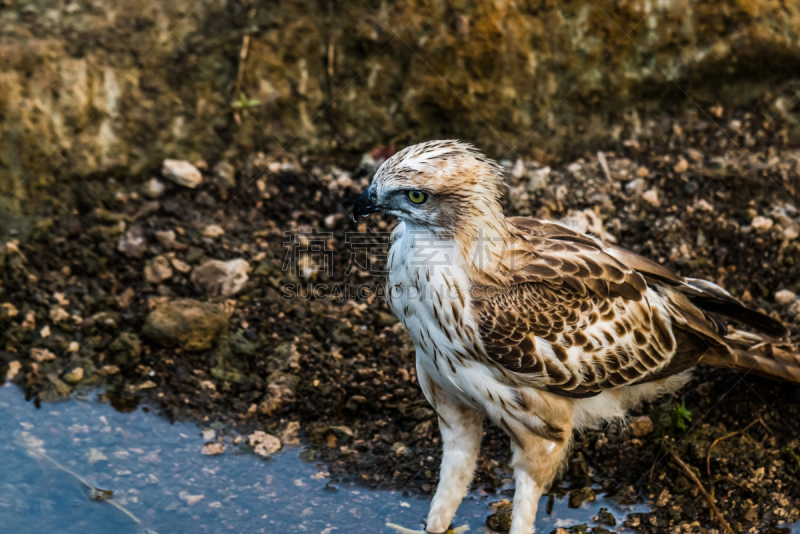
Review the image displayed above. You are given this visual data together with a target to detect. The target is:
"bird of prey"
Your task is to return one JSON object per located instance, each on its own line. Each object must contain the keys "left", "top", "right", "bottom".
{"left": 352, "top": 140, "right": 797, "bottom": 534}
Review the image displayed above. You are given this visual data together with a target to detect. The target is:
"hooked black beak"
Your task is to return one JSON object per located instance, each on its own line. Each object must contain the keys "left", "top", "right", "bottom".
{"left": 352, "top": 188, "right": 380, "bottom": 220}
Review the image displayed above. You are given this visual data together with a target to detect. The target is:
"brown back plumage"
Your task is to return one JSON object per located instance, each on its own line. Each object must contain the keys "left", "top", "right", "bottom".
{"left": 472, "top": 217, "right": 799, "bottom": 396}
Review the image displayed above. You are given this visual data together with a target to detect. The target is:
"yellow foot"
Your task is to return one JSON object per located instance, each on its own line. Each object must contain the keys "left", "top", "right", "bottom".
{"left": 386, "top": 523, "right": 469, "bottom": 534}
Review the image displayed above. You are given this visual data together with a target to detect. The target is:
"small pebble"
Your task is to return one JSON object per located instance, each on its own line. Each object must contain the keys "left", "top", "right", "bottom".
{"left": 751, "top": 216, "right": 774, "bottom": 233}
{"left": 143, "top": 178, "right": 165, "bottom": 198}
{"left": 642, "top": 189, "right": 660, "bottom": 208}
{"left": 201, "top": 442, "right": 225, "bottom": 455}
{"left": 162, "top": 159, "right": 203, "bottom": 188}
{"left": 202, "top": 225, "right": 225, "bottom": 238}
{"left": 775, "top": 289, "right": 797, "bottom": 305}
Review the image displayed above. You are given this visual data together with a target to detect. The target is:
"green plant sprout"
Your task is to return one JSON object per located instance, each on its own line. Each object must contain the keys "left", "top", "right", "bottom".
{"left": 672, "top": 401, "right": 692, "bottom": 431}
{"left": 232, "top": 93, "right": 261, "bottom": 116}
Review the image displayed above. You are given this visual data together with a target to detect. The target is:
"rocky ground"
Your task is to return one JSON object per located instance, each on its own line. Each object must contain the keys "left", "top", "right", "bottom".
{"left": 3, "top": 107, "right": 800, "bottom": 533}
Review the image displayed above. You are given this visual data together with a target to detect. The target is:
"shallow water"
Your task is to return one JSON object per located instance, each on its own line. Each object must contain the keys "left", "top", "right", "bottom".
{"left": 0, "top": 383, "right": 650, "bottom": 533}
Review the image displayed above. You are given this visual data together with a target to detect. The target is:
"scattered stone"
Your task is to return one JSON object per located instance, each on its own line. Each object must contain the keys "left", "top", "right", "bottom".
{"left": 67, "top": 342, "right": 79, "bottom": 352}
{"left": 486, "top": 501, "right": 513, "bottom": 533}
{"left": 64, "top": 367, "right": 84, "bottom": 384}
{"left": 49, "top": 307, "right": 69, "bottom": 323}
{"left": 655, "top": 488, "right": 671, "bottom": 507}
{"left": 568, "top": 486, "right": 596, "bottom": 508}
{"left": 88, "top": 448, "right": 107, "bottom": 464}
{"left": 775, "top": 289, "right": 797, "bottom": 305}
{"left": 40, "top": 325, "right": 50, "bottom": 338}
{"left": 346, "top": 395, "right": 367, "bottom": 410}
{"left": 673, "top": 158, "right": 689, "bottom": 173}
{"left": 412, "top": 420, "right": 434, "bottom": 438}
{"left": 178, "top": 491, "right": 204, "bottom": 506}
{"left": 248, "top": 431, "right": 282, "bottom": 457}
{"left": 156, "top": 230, "right": 178, "bottom": 249}
{"left": 687, "top": 148, "right": 704, "bottom": 163}
{"left": 391, "top": 442, "right": 407, "bottom": 456}
{"left": 171, "top": 257, "right": 192, "bottom": 274}
{"left": 642, "top": 189, "right": 660, "bottom": 208}
{"left": 162, "top": 159, "right": 203, "bottom": 188}
{"left": 635, "top": 166, "right": 649, "bottom": 177}
{"left": 306, "top": 422, "right": 331, "bottom": 444}
{"left": 259, "top": 374, "right": 299, "bottom": 415}
{"left": 785, "top": 222, "right": 800, "bottom": 241}
{"left": 527, "top": 166, "right": 550, "bottom": 192}
{"left": 116, "top": 288, "right": 136, "bottom": 309}
{"left": 143, "top": 177, "right": 166, "bottom": 198}
{"left": 752, "top": 216, "right": 774, "bottom": 233}
{"left": 6, "top": 361, "right": 21, "bottom": 381}
{"left": 145, "top": 255, "right": 173, "bottom": 284}
{"left": 109, "top": 333, "right": 143, "bottom": 367}
{"left": 191, "top": 259, "right": 250, "bottom": 297}
{"left": 2, "top": 302, "right": 19, "bottom": 318}
{"left": 625, "top": 178, "right": 646, "bottom": 196}
{"left": 213, "top": 161, "right": 236, "bottom": 189}
{"left": 202, "top": 224, "right": 225, "bottom": 238}
{"left": 202, "top": 442, "right": 225, "bottom": 455}
{"left": 118, "top": 226, "right": 147, "bottom": 259}
{"left": 628, "top": 415, "right": 654, "bottom": 437}
{"left": 142, "top": 299, "right": 228, "bottom": 351}
{"left": 594, "top": 507, "right": 617, "bottom": 527}
{"left": 30, "top": 348, "right": 55, "bottom": 362}
{"left": 99, "top": 365, "right": 121, "bottom": 376}
{"left": 330, "top": 425, "right": 354, "bottom": 444}
{"left": 511, "top": 159, "right": 525, "bottom": 179}
{"left": 41, "top": 374, "right": 71, "bottom": 401}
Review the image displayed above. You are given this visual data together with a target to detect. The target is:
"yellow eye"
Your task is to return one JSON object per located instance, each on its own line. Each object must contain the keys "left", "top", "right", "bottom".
{"left": 408, "top": 190, "right": 428, "bottom": 204}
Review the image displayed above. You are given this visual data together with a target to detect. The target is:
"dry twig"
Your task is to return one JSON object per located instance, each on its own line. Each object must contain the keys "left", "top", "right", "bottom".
{"left": 669, "top": 448, "right": 735, "bottom": 534}
{"left": 597, "top": 151, "right": 613, "bottom": 182}
{"left": 706, "top": 418, "right": 761, "bottom": 480}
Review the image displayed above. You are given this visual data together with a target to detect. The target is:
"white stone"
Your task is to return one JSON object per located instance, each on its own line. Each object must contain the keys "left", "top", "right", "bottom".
{"left": 775, "top": 289, "right": 797, "bottom": 305}
{"left": 143, "top": 177, "right": 165, "bottom": 198}
{"left": 162, "top": 159, "right": 203, "bottom": 188}
{"left": 751, "top": 216, "right": 774, "bottom": 233}
{"left": 191, "top": 259, "right": 250, "bottom": 297}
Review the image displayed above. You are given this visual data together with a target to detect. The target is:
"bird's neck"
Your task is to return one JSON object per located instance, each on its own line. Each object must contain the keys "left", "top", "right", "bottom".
{"left": 454, "top": 200, "right": 514, "bottom": 287}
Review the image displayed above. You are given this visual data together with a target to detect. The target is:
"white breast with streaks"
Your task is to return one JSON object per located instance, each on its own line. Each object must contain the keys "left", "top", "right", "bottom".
{"left": 386, "top": 221, "right": 500, "bottom": 410}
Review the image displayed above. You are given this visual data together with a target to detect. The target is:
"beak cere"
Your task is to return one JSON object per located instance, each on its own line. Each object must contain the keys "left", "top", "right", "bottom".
{"left": 353, "top": 188, "right": 380, "bottom": 220}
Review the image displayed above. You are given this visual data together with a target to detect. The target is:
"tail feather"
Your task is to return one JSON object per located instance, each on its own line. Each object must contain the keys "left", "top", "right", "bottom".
{"left": 700, "top": 328, "right": 800, "bottom": 383}
{"left": 682, "top": 277, "right": 789, "bottom": 339}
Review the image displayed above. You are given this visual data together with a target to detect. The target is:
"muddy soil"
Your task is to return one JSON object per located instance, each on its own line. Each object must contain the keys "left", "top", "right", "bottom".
{"left": 2, "top": 106, "right": 800, "bottom": 533}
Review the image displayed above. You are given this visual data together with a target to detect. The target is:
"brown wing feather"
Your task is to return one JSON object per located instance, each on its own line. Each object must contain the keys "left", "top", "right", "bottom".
{"left": 473, "top": 218, "right": 734, "bottom": 396}
{"left": 475, "top": 217, "right": 798, "bottom": 391}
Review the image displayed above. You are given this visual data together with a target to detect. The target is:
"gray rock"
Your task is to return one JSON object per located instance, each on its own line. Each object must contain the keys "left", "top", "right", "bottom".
{"left": 117, "top": 225, "right": 147, "bottom": 259}
{"left": 213, "top": 161, "right": 236, "bottom": 189}
{"left": 155, "top": 230, "right": 178, "bottom": 249}
{"left": 142, "top": 299, "right": 228, "bottom": 351}
{"left": 109, "top": 332, "right": 142, "bottom": 366}
{"left": 162, "top": 159, "right": 203, "bottom": 188}
{"left": 190, "top": 259, "right": 250, "bottom": 297}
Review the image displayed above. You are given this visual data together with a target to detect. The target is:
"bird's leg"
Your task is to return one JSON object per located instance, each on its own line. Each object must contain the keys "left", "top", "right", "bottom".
{"left": 509, "top": 432, "right": 573, "bottom": 534}
{"left": 425, "top": 399, "right": 483, "bottom": 534}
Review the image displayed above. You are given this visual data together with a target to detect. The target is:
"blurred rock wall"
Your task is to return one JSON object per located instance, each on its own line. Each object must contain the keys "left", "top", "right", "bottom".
{"left": 2, "top": 0, "right": 800, "bottom": 212}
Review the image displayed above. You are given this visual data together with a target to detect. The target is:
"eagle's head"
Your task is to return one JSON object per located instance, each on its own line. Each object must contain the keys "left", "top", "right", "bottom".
{"left": 353, "top": 140, "right": 507, "bottom": 233}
